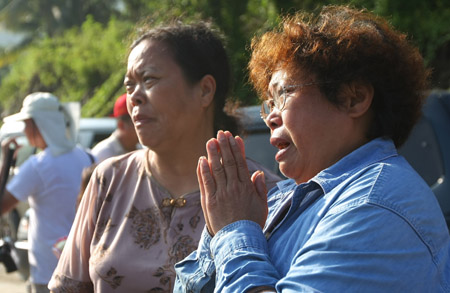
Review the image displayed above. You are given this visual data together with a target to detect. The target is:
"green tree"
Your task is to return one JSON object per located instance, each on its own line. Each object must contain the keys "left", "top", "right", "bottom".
{"left": 0, "top": 16, "right": 132, "bottom": 117}
{"left": 247, "top": 0, "right": 450, "bottom": 89}
{"left": 0, "top": 0, "right": 122, "bottom": 37}
{"left": 0, "top": 0, "right": 449, "bottom": 119}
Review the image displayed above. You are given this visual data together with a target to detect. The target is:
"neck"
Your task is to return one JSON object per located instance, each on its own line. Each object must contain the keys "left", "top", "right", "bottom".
{"left": 147, "top": 150, "right": 203, "bottom": 198}
{"left": 147, "top": 130, "right": 213, "bottom": 198}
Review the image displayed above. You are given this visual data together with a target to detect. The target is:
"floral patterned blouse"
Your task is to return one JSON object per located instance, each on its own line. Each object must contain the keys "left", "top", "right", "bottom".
{"left": 48, "top": 149, "right": 280, "bottom": 293}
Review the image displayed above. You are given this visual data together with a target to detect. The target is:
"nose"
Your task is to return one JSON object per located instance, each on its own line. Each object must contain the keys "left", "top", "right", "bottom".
{"left": 265, "top": 109, "right": 282, "bottom": 131}
{"left": 129, "top": 85, "right": 145, "bottom": 107}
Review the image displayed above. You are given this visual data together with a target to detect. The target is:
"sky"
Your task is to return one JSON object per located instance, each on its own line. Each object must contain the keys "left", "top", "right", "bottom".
{"left": 0, "top": 24, "right": 25, "bottom": 49}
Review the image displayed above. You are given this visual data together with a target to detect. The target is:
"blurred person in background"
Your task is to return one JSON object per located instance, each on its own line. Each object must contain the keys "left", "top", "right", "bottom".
{"left": 0, "top": 92, "right": 94, "bottom": 293}
{"left": 175, "top": 5, "right": 450, "bottom": 292}
{"left": 49, "top": 21, "right": 280, "bottom": 292}
{"left": 91, "top": 93, "right": 140, "bottom": 163}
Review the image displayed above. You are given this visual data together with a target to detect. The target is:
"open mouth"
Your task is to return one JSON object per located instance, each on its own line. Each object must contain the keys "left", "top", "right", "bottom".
{"left": 277, "top": 141, "right": 290, "bottom": 150}
{"left": 271, "top": 138, "right": 291, "bottom": 162}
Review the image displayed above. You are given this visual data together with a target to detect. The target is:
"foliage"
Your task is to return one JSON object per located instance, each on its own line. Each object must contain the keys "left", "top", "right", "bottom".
{"left": 346, "top": 0, "right": 450, "bottom": 87}
{"left": 0, "top": 0, "right": 121, "bottom": 37}
{"left": 0, "top": 16, "right": 131, "bottom": 117}
{"left": 0, "top": 0, "right": 448, "bottom": 118}
{"left": 283, "top": 0, "right": 450, "bottom": 87}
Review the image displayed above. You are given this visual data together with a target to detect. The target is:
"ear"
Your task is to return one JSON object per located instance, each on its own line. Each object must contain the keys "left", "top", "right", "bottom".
{"left": 198, "top": 74, "right": 216, "bottom": 108}
{"left": 338, "top": 81, "right": 374, "bottom": 118}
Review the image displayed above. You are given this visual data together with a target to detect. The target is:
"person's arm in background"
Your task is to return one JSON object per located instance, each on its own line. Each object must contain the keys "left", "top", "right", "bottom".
{"left": 0, "top": 191, "right": 19, "bottom": 215}
{"left": 0, "top": 137, "right": 19, "bottom": 215}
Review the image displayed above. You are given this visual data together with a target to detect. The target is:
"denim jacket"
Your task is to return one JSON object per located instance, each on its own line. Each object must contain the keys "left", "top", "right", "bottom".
{"left": 174, "top": 138, "right": 450, "bottom": 292}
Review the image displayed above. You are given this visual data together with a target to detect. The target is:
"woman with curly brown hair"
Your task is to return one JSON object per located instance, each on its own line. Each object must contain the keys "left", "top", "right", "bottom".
{"left": 175, "top": 5, "right": 450, "bottom": 292}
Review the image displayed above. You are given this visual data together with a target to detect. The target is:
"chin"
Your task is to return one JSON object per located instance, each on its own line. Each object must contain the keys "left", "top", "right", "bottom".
{"left": 137, "top": 138, "right": 156, "bottom": 150}
{"left": 279, "top": 163, "right": 294, "bottom": 179}
{"left": 279, "top": 163, "right": 305, "bottom": 184}
{"left": 137, "top": 132, "right": 159, "bottom": 147}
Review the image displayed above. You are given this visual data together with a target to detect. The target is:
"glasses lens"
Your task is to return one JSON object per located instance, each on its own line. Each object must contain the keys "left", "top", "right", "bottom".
{"left": 260, "top": 100, "right": 274, "bottom": 119}
{"left": 274, "top": 87, "right": 285, "bottom": 112}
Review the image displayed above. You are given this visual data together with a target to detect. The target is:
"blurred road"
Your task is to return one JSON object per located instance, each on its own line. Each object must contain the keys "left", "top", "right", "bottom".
{"left": 0, "top": 264, "right": 27, "bottom": 293}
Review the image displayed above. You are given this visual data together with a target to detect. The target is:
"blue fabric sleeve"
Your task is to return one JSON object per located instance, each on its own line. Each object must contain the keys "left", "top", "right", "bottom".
{"left": 174, "top": 227, "right": 216, "bottom": 292}
{"left": 211, "top": 220, "right": 280, "bottom": 292}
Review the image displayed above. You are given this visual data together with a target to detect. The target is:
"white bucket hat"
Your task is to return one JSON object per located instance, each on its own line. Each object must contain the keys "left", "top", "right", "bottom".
{"left": 3, "top": 92, "right": 76, "bottom": 156}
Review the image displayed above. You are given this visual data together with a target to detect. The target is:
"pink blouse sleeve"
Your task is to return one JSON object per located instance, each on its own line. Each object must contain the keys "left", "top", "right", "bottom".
{"left": 48, "top": 167, "right": 102, "bottom": 292}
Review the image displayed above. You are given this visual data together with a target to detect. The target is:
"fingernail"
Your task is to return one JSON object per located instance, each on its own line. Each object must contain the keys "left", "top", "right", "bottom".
{"left": 228, "top": 135, "right": 236, "bottom": 145}
{"left": 218, "top": 132, "right": 226, "bottom": 142}
{"left": 201, "top": 157, "right": 209, "bottom": 169}
{"left": 208, "top": 141, "right": 216, "bottom": 151}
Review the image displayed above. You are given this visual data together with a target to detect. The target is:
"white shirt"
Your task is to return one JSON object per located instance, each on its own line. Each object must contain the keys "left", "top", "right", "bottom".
{"left": 7, "top": 146, "right": 93, "bottom": 284}
{"left": 91, "top": 131, "right": 125, "bottom": 163}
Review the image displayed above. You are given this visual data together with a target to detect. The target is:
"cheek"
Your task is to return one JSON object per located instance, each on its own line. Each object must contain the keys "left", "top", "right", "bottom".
{"left": 282, "top": 109, "right": 310, "bottom": 141}
{"left": 158, "top": 96, "right": 189, "bottom": 120}
{"left": 126, "top": 99, "right": 133, "bottom": 114}
{"left": 24, "top": 126, "right": 33, "bottom": 139}
{"left": 283, "top": 109, "right": 326, "bottom": 165}
{"left": 286, "top": 98, "right": 336, "bottom": 137}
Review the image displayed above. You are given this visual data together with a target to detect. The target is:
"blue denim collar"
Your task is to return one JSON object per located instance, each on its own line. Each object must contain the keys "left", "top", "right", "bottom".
{"left": 313, "top": 137, "right": 397, "bottom": 194}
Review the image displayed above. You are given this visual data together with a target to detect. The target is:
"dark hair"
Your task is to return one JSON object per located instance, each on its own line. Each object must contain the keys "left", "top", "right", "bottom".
{"left": 130, "top": 21, "right": 240, "bottom": 135}
{"left": 76, "top": 164, "right": 97, "bottom": 210}
{"left": 249, "top": 5, "right": 430, "bottom": 147}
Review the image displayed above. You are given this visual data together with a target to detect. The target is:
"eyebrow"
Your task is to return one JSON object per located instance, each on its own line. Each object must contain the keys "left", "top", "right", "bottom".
{"left": 125, "top": 65, "right": 159, "bottom": 79}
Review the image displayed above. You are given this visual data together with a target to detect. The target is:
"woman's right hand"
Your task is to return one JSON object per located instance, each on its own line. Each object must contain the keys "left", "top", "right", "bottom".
{"left": 197, "top": 130, "right": 268, "bottom": 236}
{"left": 1, "top": 137, "right": 19, "bottom": 162}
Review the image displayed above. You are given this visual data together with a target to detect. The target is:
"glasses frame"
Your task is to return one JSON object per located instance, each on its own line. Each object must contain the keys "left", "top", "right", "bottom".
{"left": 260, "top": 81, "right": 322, "bottom": 120}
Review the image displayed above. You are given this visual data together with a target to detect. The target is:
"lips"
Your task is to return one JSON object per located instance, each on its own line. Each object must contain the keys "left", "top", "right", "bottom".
{"left": 270, "top": 136, "right": 290, "bottom": 149}
{"left": 132, "top": 113, "right": 153, "bottom": 127}
{"left": 270, "top": 136, "right": 291, "bottom": 161}
{"left": 276, "top": 141, "right": 290, "bottom": 150}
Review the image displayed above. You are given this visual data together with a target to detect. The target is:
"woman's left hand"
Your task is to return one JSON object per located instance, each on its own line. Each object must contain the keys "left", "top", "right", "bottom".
{"left": 197, "top": 130, "right": 268, "bottom": 236}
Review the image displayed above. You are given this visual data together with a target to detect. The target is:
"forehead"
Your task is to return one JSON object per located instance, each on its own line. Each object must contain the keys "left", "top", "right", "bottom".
{"left": 269, "top": 67, "right": 312, "bottom": 88}
{"left": 126, "top": 39, "right": 174, "bottom": 74}
{"left": 269, "top": 70, "right": 289, "bottom": 87}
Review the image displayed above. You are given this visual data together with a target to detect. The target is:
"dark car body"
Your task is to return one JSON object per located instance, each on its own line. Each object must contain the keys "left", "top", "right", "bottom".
{"left": 398, "top": 91, "right": 450, "bottom": 229}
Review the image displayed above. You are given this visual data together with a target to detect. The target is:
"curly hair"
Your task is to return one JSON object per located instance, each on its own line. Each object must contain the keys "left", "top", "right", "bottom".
{"left": 130, "top": 21, "right": 240, "bottom": 135}
{"left": 249, "top": 5, "right": 430, "bottom": 147}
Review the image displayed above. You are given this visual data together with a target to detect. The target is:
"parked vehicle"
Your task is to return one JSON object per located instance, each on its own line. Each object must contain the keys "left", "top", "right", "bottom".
{"left": 77, "top": 118, "right": 117, "bottom": 149}
{"left": 397, "top": 90, "right": 450, "bottom": 229}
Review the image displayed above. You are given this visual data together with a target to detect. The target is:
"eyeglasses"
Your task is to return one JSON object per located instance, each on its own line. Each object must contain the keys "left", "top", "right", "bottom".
{"left": 260, "top": 81, "right": 322, "bottom": 120}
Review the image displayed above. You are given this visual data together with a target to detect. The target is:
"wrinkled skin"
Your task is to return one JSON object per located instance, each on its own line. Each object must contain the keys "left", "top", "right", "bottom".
{"left": 198, "top": 131, "right": 268, "bottom": 235}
